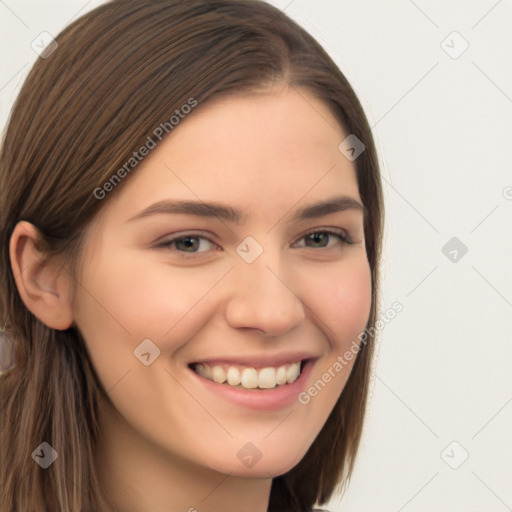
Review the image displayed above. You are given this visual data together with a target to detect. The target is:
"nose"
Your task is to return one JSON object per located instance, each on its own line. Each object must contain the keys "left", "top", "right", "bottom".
{"left": 224, "top": 252, "right": 306, "bottom": 337}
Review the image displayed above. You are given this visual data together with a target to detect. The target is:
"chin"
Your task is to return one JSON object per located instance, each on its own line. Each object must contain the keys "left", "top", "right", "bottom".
{"left": 216, "top": 447, "right": 309, "bottom": 479}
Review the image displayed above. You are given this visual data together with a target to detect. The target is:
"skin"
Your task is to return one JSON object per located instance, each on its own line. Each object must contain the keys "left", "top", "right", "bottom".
{"left": 10, "top": 85, "right": 372, "bottom": 512}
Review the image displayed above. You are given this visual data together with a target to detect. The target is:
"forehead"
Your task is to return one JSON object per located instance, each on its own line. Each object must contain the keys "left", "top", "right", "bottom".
{"left": 94, "top": 87, "right": 360, "bottom": 227}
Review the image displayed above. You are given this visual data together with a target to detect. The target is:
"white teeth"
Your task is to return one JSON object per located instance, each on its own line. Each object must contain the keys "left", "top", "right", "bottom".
{"left": 203, "top": 364, "right": 213, "bottom": 380}
{"left": 276, "top": 365, "right": 287, "bottom": 385}
{"left": 226, "top": 366, "right": 241, "bottom": 386}
{"left": 195, "top": 363, "right": 212, "bottom": 380}
{"left": 212, "top": 366, "right": 226, "bottom": 384}
{"left": 286, "top": 362, "right": 301, "bottom": 384}
{"left": 193, "top": 361, "right": 303, "bottom": 389}
{"left": 258, "top": 367, "right": 276, "bottom": 389}
{"left": 241, "top": 368, "right": 258, "bottom": 388}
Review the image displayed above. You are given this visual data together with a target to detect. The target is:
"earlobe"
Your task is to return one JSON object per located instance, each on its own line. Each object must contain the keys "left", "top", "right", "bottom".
{"left": 9, "top": 221, "right": 74, "bottom": 331}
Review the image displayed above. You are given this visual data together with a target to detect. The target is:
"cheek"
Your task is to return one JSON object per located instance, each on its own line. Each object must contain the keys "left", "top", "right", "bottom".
{"left": 112, "top": 257, "right": 233, "bottom": 340}
{"left": 309, "top": 257, "right": 372, "bottom": 348}
{"left": 74, "top": 250, "right": 229, "bottom": 354}
{"left": 295, "top": 258, "right": 372, "bottom": 421}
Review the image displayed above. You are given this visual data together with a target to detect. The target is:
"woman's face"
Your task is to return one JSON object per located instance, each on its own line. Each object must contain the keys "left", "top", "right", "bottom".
{"left": 72, "top": 86, "right": 372, "bottom": 480}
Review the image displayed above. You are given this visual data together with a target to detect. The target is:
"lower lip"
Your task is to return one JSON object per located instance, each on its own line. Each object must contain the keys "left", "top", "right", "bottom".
{"left": 188, "top": 359, "right": 315, "bottom": 411}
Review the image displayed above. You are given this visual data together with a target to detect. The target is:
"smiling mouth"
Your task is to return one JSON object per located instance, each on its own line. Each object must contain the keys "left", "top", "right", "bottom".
{"left": 188, "top": 360, "right": 307, "bottom": 390}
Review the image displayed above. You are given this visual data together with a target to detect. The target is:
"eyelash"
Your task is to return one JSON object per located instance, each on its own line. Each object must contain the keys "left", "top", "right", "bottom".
{"left": 154, "top": 228, "right": 354, "bottom": 259}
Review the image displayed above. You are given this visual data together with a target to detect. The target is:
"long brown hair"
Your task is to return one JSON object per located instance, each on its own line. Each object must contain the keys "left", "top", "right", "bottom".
{"left": 0, "top": 1, "right": 384, "bottom": 510}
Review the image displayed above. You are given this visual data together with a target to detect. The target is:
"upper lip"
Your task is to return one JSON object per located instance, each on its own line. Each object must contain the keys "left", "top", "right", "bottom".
{"left": 189, "top": 351, "right": 319, "bottom": 368}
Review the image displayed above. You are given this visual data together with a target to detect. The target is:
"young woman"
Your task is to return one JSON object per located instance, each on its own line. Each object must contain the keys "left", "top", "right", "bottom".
{"left": 0, "top": 1, "right": 384, "bottom": 511}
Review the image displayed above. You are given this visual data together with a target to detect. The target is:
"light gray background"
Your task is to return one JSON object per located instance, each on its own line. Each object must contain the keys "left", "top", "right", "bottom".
{"left": 1, "top": 1, "right": 511, "bottom": 511}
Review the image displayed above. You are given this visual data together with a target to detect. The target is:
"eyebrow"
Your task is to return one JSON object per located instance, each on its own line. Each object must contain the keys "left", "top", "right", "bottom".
{"left": 126, "top": 195, "right": 366, "bottom": 224}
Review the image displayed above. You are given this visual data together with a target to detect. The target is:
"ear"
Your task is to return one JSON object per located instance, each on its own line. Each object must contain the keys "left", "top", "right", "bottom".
{"left": 9, "top": 221, "right": 74, "bottom": 330}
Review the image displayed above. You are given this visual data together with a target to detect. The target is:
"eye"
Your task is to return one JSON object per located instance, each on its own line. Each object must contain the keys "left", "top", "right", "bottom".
{"left": 153, "top": 228, "right": 354, "bottom": 260}
{"left": 154, "top": 233, "right": 219, "bottom": 259}
{"left": 293, "top": 229, "right": 354, "bottom": 249}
